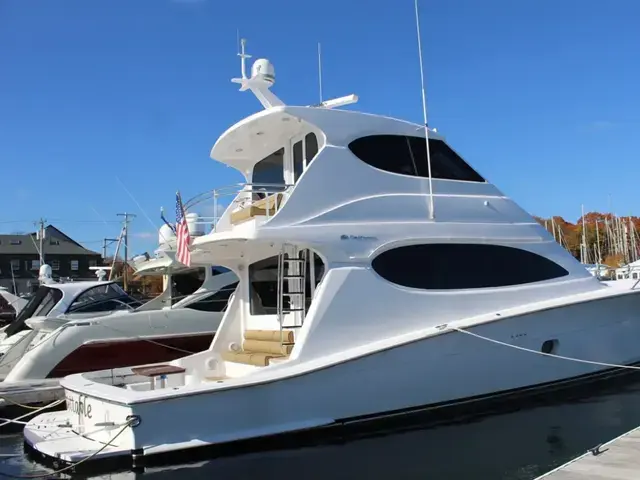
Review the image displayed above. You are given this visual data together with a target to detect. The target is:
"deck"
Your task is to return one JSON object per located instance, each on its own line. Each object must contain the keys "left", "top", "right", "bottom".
{"left": 0, "top": 379, "right": 63, "bottom": 412}
{"left": 537, "top": 425, "right": 640, "bottom": 479}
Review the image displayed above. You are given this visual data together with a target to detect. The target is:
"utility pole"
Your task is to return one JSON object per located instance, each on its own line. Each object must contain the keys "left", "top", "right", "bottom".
{"left": 116, "top": 212, "right": 136, "bottom": 292}
{"left": 102, "top": 237, "right": 119, "bottom": 260}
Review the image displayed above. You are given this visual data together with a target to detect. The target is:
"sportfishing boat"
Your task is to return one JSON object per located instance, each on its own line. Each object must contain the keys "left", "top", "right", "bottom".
{"left": 0, "top": 223, "right": 238, "bottom": 386}
{"left": 23, "top": 40, "right": 640, "bottom": 469}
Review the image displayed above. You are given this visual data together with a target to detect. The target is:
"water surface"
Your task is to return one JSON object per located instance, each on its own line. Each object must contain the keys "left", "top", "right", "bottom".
{"left": 2, "top": 376, "right": 640, "bottom": 479}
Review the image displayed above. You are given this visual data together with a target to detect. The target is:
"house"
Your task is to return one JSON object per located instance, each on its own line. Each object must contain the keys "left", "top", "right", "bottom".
{"left": 0, "top": 225, "right": 103, "bottom": 294}
{"left": 615, "top": 259, "right": 640, "bottom": 281}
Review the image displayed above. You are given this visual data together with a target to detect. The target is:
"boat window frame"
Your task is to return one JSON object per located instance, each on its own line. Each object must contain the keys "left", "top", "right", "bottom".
{"left": 371, "top": 243, "right": 570, "bottom": 290}
{"left": 348, "top": 134, "right": 486, "bottom": 183}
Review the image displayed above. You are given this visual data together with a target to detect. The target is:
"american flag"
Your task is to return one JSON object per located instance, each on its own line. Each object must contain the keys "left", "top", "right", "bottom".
{"left": 175, "top": 191, "right": 191, "bottom": 266}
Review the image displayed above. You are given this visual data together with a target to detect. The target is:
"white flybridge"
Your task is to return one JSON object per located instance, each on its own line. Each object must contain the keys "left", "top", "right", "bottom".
{"left": 23, "top": 40, "right": 640, "bottom": 470}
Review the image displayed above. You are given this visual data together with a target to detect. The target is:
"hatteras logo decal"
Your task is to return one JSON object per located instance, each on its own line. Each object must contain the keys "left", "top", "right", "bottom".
{"left": 340, "top": 235, "right": 378, "bottom": 241}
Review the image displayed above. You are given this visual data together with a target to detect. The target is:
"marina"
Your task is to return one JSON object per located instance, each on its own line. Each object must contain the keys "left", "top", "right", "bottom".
{"left": 1, "top": 0, "right": 639, "bottom": 478}
{"left": 536, "top": 424, "right": 640, "bottom": 479}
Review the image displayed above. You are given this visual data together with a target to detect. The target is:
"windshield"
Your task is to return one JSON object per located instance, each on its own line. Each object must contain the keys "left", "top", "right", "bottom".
{"left": 4, "top": 286, "right": 64, "bottom": 337}
{"left": 66, "top": 283, "right": 142, "bottom": 314}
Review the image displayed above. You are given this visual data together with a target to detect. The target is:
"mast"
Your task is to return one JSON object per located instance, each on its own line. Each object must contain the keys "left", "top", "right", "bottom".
{"left": 580, "top": 205, "right": 587, "bottom": 264}
{"left": 595, "top": 219, "right": 602, "bottom": 265}
{"left": 414, "top": 0, "right": 435, "bottom": 220}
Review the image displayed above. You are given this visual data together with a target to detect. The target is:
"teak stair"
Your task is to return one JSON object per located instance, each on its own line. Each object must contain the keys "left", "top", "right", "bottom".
{"left": 222, "top": 329, "right": 294, "bottom": 367}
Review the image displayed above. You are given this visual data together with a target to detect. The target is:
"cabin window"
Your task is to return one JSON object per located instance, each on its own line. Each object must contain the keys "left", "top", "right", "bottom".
{"left": 30, "top": 260, "right": 40, "bottom": 271}
{"left": 305, "top": 133, "right": 319, "bottom": 162}
{"left": 371, "top": 244, "right": 569, "bottom": 290}
{"left": 70, "top": 260, "right": 79, "bottom": 271}
{"left": 252, "top": 148, "right": 286, "bottom": 200}
{"left": 3, "top": 286, "right": 63, "bottom": 337}
{"left": 249, "top": 253, "right": 325, "bottom": 315}
{"left": 10, "top": 259, "right": 20, "bottom": 271}
{"left": 33, "top": 288, "right": 63, "bottom": 317}
{"left": 293, "top": 140, "right": 304, "bottom": 182}
{"left": 184, "top": 281, "right": 239, "bottom": 312}
{"left": 51, "top": 260, "right": 60, "bottom": 271}
{"left": 348, "top": 134, "right": 485, "bottom": 182}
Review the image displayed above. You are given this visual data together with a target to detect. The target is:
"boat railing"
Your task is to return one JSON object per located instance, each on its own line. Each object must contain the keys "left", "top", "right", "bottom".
{"left": 184, "top": 182, "right": 294, "bottom": 232}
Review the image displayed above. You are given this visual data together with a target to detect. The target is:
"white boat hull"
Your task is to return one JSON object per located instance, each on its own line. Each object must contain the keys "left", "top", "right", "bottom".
{"left": 23, "top": 291, "right": 640, "bottom": 466}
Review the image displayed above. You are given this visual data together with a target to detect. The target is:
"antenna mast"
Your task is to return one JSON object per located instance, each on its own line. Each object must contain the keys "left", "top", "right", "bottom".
{"left": 318, "top": 42, "right": 323, "bottom": 104}
{"left": 238, "top": 37, "right": 251, "bottom": 80}
{"left": 414, "top": 0, "right": 435, "bottom": 220}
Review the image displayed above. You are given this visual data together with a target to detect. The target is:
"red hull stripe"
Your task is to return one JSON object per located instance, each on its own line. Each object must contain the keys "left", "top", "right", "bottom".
{"left": 47, "top": 332, "right": 215, "bottom": 378}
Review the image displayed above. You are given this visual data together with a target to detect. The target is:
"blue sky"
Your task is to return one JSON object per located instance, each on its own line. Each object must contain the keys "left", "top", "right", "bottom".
{"left": 1, "top": 0, "right": 639, "bottom": 256}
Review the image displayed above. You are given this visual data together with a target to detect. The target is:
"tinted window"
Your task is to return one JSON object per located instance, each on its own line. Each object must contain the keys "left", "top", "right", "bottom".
{"left": 293, "top": 141, "right": 303, "bottom": 182}
{"left": 348, "top": 135, "right": 485, "bottom": 182}
{"left": 67, "top": 283, "right": 137, "bottom": 313}
{"left": 305, "top": 133, "right": 319, "bottom": 162}
{"left": 34, "top": 289, "right": 64, "bottom": 316}
{"left": 184, "top": 282, "right": 239, "bottom": 312}
{"left": 252, "top": 148, "right": 286, "bottom": 200}
{"left": 5, "top": 286, "right": 63, "bottom": 337}
{"left": 371, "top": 244, "right": 569, "bottom": 290}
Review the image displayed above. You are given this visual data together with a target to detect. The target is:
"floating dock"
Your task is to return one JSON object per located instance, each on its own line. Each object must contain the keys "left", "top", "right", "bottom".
{"left": 0, "top": 379, "right": 64, "bottom": 411}
{"left": 536, "top": 425, "right": 640, "bottom": 479}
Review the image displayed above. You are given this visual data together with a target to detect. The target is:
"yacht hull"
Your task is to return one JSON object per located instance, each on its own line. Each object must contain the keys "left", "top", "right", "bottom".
{"left": 22, "top": 291, "right": 640, "bottom": 470}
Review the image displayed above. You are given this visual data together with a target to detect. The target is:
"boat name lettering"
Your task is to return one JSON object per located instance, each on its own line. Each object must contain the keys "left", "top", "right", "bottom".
{"left": 66, "top": 394, "right": 93, "bottom": 419}
{"left": 340, "top": 235, "right": 378, "bottom": 241}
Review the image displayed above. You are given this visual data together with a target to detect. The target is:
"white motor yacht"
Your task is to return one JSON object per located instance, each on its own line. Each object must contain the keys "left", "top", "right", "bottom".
{"left": 23, "top": 42, "right": 640, "bottom": 470}
{"left": 0, "top": 224, "right": 238, "bottom": 407}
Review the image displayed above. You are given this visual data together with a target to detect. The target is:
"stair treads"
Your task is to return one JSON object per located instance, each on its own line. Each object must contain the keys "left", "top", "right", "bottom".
{"left": 243, "top": 339, "right": 294, "bottom": 355}
{"left": 222, "top": 351, "right": 281, "bottom": 367}
{"left": 245, "top": 329, "right": 295, "bottom": 344}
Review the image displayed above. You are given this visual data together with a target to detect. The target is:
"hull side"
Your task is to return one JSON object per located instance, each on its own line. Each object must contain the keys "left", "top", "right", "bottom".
{"left": 24, "top": 292, "right": 640, "bottom": 467}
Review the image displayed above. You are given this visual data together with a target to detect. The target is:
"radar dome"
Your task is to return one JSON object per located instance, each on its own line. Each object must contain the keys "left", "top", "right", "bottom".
{"left": 159, "top": 224, "right": 176, "bottom": 246}
{"left": 39, "top": 264, "right": 52, "bottom": 278}
{"left": 95, "top": 268, "right": 108, "bottom": 281}
{"left": 38, "top": 264, "right": 55, "bottom": 284}
{"left": 186, "top": 212, "right": 204, "bottom": 237}
{"left": 251, "top": 59, "right": 275, "bottom": 85}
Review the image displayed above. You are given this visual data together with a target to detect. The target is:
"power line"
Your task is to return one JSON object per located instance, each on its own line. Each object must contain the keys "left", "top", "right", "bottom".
{"left": 0, "top": 219, "right": 121, "bottom": 225}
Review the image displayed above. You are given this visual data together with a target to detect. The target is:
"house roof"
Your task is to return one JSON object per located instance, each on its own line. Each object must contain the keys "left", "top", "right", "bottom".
{"left": 0, "top": 225, "right": 100, "bottom": 256}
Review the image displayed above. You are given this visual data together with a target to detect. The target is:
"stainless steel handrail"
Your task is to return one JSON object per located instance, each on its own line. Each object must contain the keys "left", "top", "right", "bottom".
{"left": 183, "top": 182, "right": 294, "bottom": 233}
